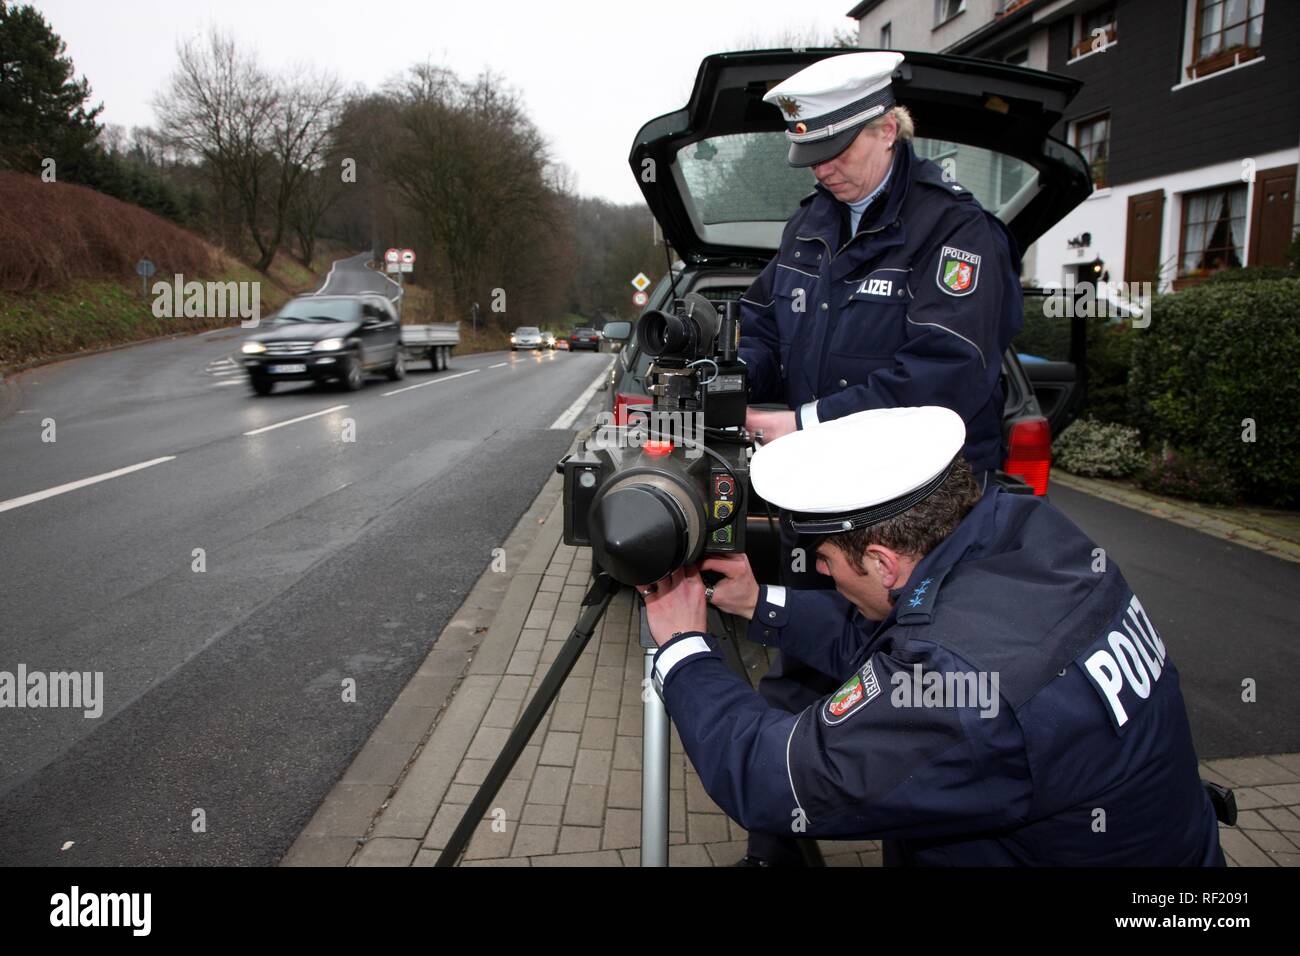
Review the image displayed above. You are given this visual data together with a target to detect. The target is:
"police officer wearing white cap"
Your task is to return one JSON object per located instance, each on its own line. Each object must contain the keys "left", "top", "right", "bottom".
{"left": 733, "top": 50, "right": 1025, "bottom": 865}
{"left": 641, "top": 407, "right": 1225, "bottom": 866}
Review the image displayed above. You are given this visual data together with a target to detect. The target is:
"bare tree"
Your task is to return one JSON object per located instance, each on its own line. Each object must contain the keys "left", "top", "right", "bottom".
{"left": 154, "top": 28, "right": 341, "bottom": 271}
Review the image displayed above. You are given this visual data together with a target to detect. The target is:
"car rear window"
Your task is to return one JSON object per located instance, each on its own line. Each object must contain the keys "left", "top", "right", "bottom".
{"left": 676, "top": 132, "right": 1037, "bottom": 228}
{"left": 517, "top": 327, "right": 540, "bottom": 334}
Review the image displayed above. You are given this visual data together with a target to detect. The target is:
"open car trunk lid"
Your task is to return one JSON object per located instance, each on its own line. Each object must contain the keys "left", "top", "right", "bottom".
{"left": 629, "top": 48, "right": 1093, "bottom": 262}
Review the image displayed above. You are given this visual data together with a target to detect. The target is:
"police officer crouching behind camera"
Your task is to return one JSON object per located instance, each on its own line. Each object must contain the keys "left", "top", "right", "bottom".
{"left": 641, "top": 407, "right": 1225, "bottom": 866}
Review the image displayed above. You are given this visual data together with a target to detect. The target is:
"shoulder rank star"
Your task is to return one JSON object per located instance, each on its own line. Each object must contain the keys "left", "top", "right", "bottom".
{"left": 777, "top": 96, "right": 800, "bottom": 118}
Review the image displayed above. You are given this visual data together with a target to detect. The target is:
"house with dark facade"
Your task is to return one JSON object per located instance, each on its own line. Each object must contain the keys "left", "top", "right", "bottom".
{"left": 847, "top": 0, "right": 1298, "bottom": 291}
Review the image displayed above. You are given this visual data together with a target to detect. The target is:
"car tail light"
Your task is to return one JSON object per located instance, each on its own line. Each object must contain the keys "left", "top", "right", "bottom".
{"left": 614, "top": 393, "right": 635, "bottom": 426}
{"left": 1004, "top": 417, "right": 1052, "bottom": 495}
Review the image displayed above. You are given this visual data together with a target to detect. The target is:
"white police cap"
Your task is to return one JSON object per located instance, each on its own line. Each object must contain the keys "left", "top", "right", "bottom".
{"left": 751, "top": 406, "right": 965, "bottom": 535}
{"left": 763, "top": 51, "right": 905, "bottom": 168}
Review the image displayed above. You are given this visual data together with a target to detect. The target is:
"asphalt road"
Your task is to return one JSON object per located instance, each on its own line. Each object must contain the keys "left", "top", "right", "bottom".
{"left": 1047, "top": 484, "right": 1300, "bottom": 761}
{"left": 0, "top": 254, "right": 611, "bottom": 865}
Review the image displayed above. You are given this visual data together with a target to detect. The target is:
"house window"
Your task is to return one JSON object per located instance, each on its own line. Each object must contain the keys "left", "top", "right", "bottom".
{"left": 934, "top": 0, "right": 966, "bottom": 27}
{"left": 1072, "top": 3, "right": 1117, "bottom": 58}
{"left": 880, "top": 22, "right": 892, "bottom": 48}
{"left": 1189, "top": 0, "right": 1265, "bottom": 78}
{"left": 1179, "top": 184, "right": 1247, "bottom": 276}
{"left": 1073, "top": 114, "right": 1110, "bottom": 188}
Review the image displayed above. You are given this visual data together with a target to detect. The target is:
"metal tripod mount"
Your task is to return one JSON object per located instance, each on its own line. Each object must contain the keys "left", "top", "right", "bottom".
{"left": 435, "top": 570, "right": 673, "bottom": 867}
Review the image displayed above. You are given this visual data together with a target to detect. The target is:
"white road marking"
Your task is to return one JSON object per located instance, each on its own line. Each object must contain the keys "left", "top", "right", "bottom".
{"left": 550, "top": 359, "right": 615, "bottom": 430}
{"left": 313, "top": 258, "right": 340, "bottom": 294}
{"left": 212, "top": 380, "right": 243, "bottom": 387}
{"left": 210, "top": 367, "right": 241, "bottom": 376}
{"left": 0, "top": 457, "right": 177, "bottom": 514}
{"left": 201, "top": 327, "right": 239, "bottom": 338}
{"left": 243, "top": 404, "right": 349, "bottom": 436}
{"left": 382, "top": 368, "right": 479, "bottom": 397}
{"left": 489, "top": 362, "right": 508, "bottom": 369}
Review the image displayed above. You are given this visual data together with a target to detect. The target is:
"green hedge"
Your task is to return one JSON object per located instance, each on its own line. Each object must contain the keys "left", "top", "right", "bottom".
{"left": 1129, "top": 277, "right": 1300, "bottom": 506}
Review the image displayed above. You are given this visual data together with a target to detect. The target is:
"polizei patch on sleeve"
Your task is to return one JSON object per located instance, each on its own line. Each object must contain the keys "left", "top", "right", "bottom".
{"left": 936, "top": 246, "right": 981, "bottom": 296}
{"left": 822, "top": 659, "right": 882, "bottom": 726}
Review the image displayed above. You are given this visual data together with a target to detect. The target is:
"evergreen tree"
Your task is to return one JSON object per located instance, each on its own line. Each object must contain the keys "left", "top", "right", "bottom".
{"left": 0, "top": 1, "right": 103, "bottom": 174}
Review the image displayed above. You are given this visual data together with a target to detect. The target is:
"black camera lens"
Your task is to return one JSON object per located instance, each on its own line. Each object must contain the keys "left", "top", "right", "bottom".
{"left": 590, "top": 483, "right": 689, "bottom": 586}
{"left": 637, "top": 310, "right": 690, "bottom": 358}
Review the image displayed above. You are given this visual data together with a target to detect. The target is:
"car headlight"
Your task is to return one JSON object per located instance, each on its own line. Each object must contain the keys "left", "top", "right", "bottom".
{"left": 314, "top": 338, "right": 345, "bottom": 351}
{"left": 242, "top": 341, "right": 266, "bottom": 354}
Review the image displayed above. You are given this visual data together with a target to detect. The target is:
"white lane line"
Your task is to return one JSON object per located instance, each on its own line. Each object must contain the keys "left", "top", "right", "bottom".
{"left": 243, "top": 404, "right": 349, "bottom": 436}
{"left": 489, "top": 362, "right": 508, "bottom": 369}
{"left": 382, "top": 368, "right": 479, "bottom": 397}
{"left": 210, "top": 368, "right": 241, "bottom": 376}
{"left": 212, "top": 380, "right": 243, "bottom": 387}
{"left": 313, "top": 258, "right": 340, "bottom": 294}
{"left": 201, "top": 327, "right": 238, "bottom": 338}
{"left": 0, "top": 457, "right": 177, "bottom": 515}
{"left": 550, "top": 359, "right": 615, "bottom": 430}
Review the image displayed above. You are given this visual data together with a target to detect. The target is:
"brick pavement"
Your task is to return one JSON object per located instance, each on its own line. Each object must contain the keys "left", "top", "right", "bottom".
{"left": 285, "top": 471, "right": 1300, "bottom": 867}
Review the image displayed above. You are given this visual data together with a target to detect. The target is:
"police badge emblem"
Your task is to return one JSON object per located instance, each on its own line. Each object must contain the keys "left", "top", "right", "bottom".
{"left": 776, "top": 96, "right": 801, "bottom": 118}
{"left": 936, "top": 246, "right": 981, "bottom": 296}
{"left": 822, "top": 659, "right": 882, "bottom": 725}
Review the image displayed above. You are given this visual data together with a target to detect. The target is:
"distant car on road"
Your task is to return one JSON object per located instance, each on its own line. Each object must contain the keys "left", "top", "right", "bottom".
{"left": 569, "top": 328, "right": 600, "bottom": 351}
{"left": 511, "top": 326, "right": 545, "bottom": 350}
{"left": 241, "top": 293, "right": 405, "bottom": 395}
{"left": 555, "top": 337, "right": 570, "bottom": 351}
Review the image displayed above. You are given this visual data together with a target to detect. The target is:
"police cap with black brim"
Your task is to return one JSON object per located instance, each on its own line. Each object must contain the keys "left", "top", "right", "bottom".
{"left": 763, "top": 51, "right": 905, "bottom": 168}
{"left": 750, "top": 406, "right": 966, "bottom": 536}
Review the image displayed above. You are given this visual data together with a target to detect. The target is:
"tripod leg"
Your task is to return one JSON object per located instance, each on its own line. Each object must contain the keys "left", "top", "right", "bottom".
{"left": 641, "top": 646, "right": 670, "bottom": 867}
{"left": 435, "top": 573, "right": 618, "bottom": 867}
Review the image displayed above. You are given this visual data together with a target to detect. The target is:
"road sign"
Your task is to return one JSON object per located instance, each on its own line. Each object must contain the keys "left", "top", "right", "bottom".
{"left": 631, "top": 272, "right": 651, "bottom": 292}
{"left": 384, "top": 248, "right": 400, "bottom": 263}
{"left": 401, "top": 249, "right": 416, "bottom": 264}
{"left": 400, "top": 263, "right": 413, "bottom": 273}
{"left": 135, "top": 259, "right": 156, "bottom": 278}
{"left": 386, "top": 262, "right": 401, "bottom": 274}
{"left": 633, "top": 291, "right": 648, "bottom": 307}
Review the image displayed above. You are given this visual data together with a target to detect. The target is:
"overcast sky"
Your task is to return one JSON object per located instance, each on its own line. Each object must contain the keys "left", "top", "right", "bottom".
{"left": 31, "top": 0, "right": 859, "bottom": 205}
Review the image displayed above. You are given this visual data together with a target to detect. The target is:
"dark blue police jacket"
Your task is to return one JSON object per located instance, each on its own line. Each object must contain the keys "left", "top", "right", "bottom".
{"left": 655, "top": 489, "right": 1225, "bottom": 865}
{"left": 739, "top": 141, "right": 1022, "bottom": 474}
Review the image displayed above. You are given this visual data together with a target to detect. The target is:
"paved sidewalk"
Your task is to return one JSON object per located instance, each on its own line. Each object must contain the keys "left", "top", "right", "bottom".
{"left": 285, "top": 471, "right": 1300, "bottom": 867}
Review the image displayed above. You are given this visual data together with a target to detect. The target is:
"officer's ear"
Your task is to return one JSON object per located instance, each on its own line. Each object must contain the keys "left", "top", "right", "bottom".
{"left": 863, "top": 544, "right": 906, "bottom": 588}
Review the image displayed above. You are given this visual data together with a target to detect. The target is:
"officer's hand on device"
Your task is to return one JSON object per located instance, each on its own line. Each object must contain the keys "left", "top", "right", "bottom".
{"left": 641, "top": 566, "right": 708, "bottom": 647}
{"left": 745, "top": 408, "right": 797, "bottom": 445}
{"left": 699, "top": 554, "right": 760, "bottom": 620}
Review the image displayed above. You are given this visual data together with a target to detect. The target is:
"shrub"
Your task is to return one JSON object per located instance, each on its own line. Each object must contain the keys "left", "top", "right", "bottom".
{"left": 1135, "top": 448, "right": 1239, "bottom": 506}
{"left": 1053, "top": 418, "right": 1145, "bottom": 478}
{"left": 1129, "top": 277, "right": 1300, "bottom": 506}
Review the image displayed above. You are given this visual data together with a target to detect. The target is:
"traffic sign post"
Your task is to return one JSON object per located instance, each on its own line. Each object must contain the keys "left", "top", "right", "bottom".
{"left": 136, "top": 258, "right": 155, "bottom": 298}
{"left": 630, "top": 272, "right": 651, "bottom": 293}
{"left": 633, "top": 291, "right": 648, "bottom": 307}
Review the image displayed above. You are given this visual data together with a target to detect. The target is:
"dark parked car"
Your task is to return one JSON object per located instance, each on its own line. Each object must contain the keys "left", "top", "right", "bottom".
{"left": 608, "top": 49, "right": 1094, "bottom": 572}
{"left": 241, "top": 293, "right": 404, "bottom": 395}
{"left": 569, "top": 328, "right": 601, "bottom": 351}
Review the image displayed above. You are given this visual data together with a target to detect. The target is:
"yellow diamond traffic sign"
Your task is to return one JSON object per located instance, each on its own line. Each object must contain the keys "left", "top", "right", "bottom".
{"left": 630, "top": 272, "right": 651, "bottom": 292}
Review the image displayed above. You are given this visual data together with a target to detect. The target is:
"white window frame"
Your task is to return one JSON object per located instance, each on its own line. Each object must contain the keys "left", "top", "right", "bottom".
{"left": 1173, "top": 0, "right": 1266, "bottom": 90}
{"left": 933, "top": 0, "right": 967, "bottom": 29}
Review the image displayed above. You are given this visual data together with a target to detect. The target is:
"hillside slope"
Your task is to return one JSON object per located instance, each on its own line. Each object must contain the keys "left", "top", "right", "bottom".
{"left": 0, "top": 172, "right": 329, "bottom": 369}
